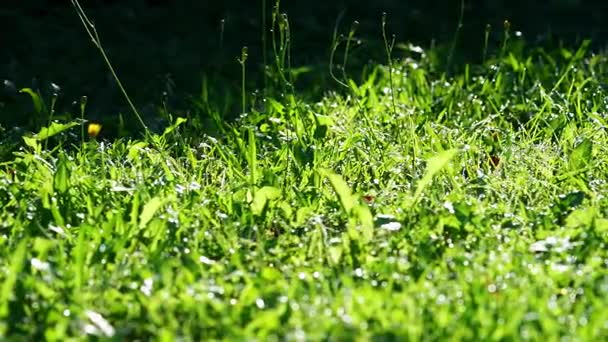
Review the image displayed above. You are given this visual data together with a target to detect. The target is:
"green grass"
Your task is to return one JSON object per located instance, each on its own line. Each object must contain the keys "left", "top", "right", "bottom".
{"left": 2, "top": 28, "right": 608, "bottom": 340}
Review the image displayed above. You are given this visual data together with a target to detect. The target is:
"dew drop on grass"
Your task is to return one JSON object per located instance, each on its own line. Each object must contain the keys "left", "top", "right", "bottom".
{"left": 328, "top": 237, "right": 341, "bottom": 245}
{"left": 48, "top": 225, "right": 66, "bottom": 237}
{"left": 199, "top": 256, "right": 215, "bottom": 265}
{"left": 436, "top": 294, "right": 447, "bottom": 305}
{"left": 443, "top": 201, "right": 455, "bottom": 214}
{"left": 140, "top": 278, "right": 153, "bottom": 296}
{"left": 84, "top": 310, "right": 115, "bottom": 337}
{"left": 31, "top": 258, "right": 50, "bottom": 271}
{"left": 376, "top": 214, "right": 402, "bottom": 231}
{"left": 381, "top": 221, "right": 402, "bottom": 231}
{"left": 529, "top": 236, "right": 577, "bottom": 253}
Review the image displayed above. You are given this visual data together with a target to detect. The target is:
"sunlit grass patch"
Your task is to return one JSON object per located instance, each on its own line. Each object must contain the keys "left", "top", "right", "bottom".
{"left": 2, "top": 37, "right": 608, "bottom": 340}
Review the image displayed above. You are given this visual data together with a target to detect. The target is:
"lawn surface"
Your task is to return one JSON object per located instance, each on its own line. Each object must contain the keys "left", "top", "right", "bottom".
{"left": 2, "top": 29, "right": 608, "bottom": 340}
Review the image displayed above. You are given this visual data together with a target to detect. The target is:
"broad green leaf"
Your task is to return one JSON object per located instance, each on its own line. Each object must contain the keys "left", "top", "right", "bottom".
{"left": 414, "top": 149, "right": 458, "bottom": 202}
{"left": 267, "top": 98, "right": 285, "bottom": 115}
{"left": 319, "top": 168, "right": 356, "bottom": 213}
{"left": 162, "top": 117, "right": 188, "bottom": 137}
{"left": 139, "top": 196, "right": 164, "bottom": 228}
{"left": 595, "top": 218, "right": 608, "bottom": 233}
{"left": 353, "top": 204, "right": 374, "bottom": 242}
{"left": 569, "top": 138, "right": 592, "bottom": 171}
{"left": 565, "top": 207, "right": 594, "bottom": 228}
{"left": 251, "top": 186, "right": 281, "bottom": 216}
{"left": 36, "top": 121, "right": 80, "bottom": 141}
{"left": 22, "top": 136, "right": 40, "bottom": 153}
{"left": 53, "top": 155, "right": 70, "bottom": 194}
{"left": 146, "top": 218, "right": 168, "bottom": 245}
{"left": 19, "top": 87, "right": 43, "bottom": 113}
{"left": 314, "top": 114, "right": 335, "bottom": 127}
{"left": 127, "top": 141, "right": 149, "bottom": 161}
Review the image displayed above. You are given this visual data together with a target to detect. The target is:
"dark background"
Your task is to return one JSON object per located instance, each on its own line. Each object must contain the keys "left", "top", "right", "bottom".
{"left": 1, "top": 0, "right": 607, "bottom": 134}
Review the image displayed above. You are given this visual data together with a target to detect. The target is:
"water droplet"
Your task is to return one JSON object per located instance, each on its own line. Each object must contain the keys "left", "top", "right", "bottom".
{"left": 84, "top": 310, "right": 115, "bottom": 337}
{"left": 199, "top": 256, "right": 215, "bottom": 265}
{"left": 140, "top": 278, "right": 153, "bottom": 296}
{"left": 30, "top": 258, "right": 50, "bottom": 272}
{"left": 381, "top": 221, "right": 402, "bottom": 231}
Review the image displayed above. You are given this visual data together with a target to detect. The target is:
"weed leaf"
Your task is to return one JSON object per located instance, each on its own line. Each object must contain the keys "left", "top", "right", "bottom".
{"left": 19, "top": 88, "right": 43, "bottom": 114}
{"left": 565, "top": 207, "right": 594, "bottom": 228}
{"left": 36, "top": 121, "right": 80, "bottom": 141}
{"left": 162, "top": 117, "right": 188, "bottom": 138}
{"left": 127, "top": 142, "right": 149, "bottom": 161}
{"left": 353, "top": 204, "right": 374, "bottom": 242}
{"left": 54, "top": 155, "right": 70, "bottom": 194}
{"left": 319, "top": 168, "right": 356, "bottom": 213}
{"left": 251, "top": 186, "right": 281, "bottom": 216}
{"left": 22, "top": 136, "right": 40, "bottom": 153}
{"left": 569, "top": 138, "right": 592, "bottom": 171}
{"left": 414, "top": 149, "right": 457, "bottom": 202}
{"left": 595, "top": 219, "right": 608, "bottom": 233}
{"left": 139, "top": 196, "right": 164, "bottom": 228}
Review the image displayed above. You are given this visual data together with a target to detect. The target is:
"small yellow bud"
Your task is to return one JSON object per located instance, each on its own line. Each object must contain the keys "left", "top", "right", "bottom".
{"left": 87, "top": 123, "right": 102, "bottom": 138}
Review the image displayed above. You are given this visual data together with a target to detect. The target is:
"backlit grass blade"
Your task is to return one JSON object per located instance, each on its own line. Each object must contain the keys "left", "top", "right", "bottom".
{"left": 35, "top": 121, "right": 80, "bottom": 141}
{"left": 139, "top": 196, "right": 164, "bottom": 229}
{"left": 568, "top": 138, "right": 592, "bottom": 171}
{"left": 0, "top": 240, "right": 28, "bottom": 329}
{"left": 318, "top": 168, "right": 356, "bottom": 213}
{"left": 53, "top": 154, "right": 70, "bottom": 194}
{"left": 251, "top": 186, "right": 281, "bottom": 216}
{"left": 413, "top": 149, "right": 457, "bottom": 203}
{"left": 19, "top": 88, "right": 43, "bottom": 114}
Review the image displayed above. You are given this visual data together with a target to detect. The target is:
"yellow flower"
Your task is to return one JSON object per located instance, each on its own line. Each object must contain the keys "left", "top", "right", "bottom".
{"left": 87, "top": 123, "right": 102, "bottom": 138}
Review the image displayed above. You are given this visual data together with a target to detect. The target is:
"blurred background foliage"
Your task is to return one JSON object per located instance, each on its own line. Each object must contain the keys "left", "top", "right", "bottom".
{"left": 1, "top": 0, "right": 606, "bottom": 136}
